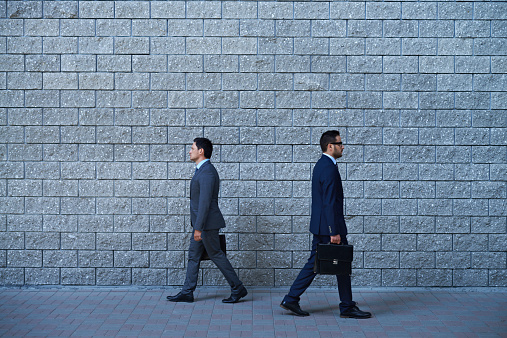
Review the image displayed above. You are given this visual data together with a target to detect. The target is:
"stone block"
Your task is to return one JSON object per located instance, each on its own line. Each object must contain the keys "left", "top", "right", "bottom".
{"left": 418, "top": 199, "right": 452, "bottom": 216}
{"left": 96, "top": 268, "right": 130, "bottom": 286}
{"left": 251, "top": 251, "right": 290, "bottom": 269}
{"left": 222, "top": 37, "right": 257, "bottom": 55}
{"left": 79, "top": 215, "right": 113, "bottom": 232}
{"left": 78, "top": 73, "right": 114, "bottom": 90}
{"left": 439, "top": 2, "right": 473, "bottom": 20}
{"left": 133, "top": 268, "right": 166, "bottom": 286}
{"left": 132, "top": 198, "right": 167, "bottom": 215}
{"left": 382, "top": 269, "right": 417, "bottom": 286}
{"left": 223, "top": 73, "right": 257, "bottom": 91}
{"left": 7, "top": 250, "right": 42, "bottom": 267}
{"left": 8, "top": 1, "right": 42, "bottom": 18}
{"left": 8, "top": 144, "right": 42, "bottom": 161}
{"left": 42, "top": 108, "right": 77, "bottom": 126}
{"left": 239, "top": 20, "right": 274, "bottom": 38}
{"left": 368, "top": 181, "right": 400, "bottom": 198}
{"left": 24, "top": 163, "right": 59, "bottom": 180}
{"left": 347, "top": 198, "right": 382, "bottom": 216}
{"left": 7, "top": 215, "right": 42, "bottom": 232}
{"left": 435, "top": 182, "right": 470, "bottom": 200}
{"left": 42, "top": 215, "right": 77, "bottom": 232}
{"left": 61, "top": 126, "right": 96, "bottom": 143}
{"left": 436, "top": 252, "right": 470, "bottom": 269}
{"left": 8, "top": 72, "right": 42, "bottom": 90}
{"left": 454, "top": 164, "right": 489, "bottom": 181}
{"left": 399, "top": 216, "right": 433, "bottom": 234}
{"left": 258, "top": 2, "right": 292, "bottom": 19}
{"left": 435, "top": 146, "right": 470, "bottom": 164}
{"left": 25, "top": 197, "right": 59, "bottom": 215}
{"left": 131, "top": 233, "right": 166, "bottom": 251}
{"left": 0, "top": 268, "right": 24, "bottom": 285}
{"left": 61, "top": 233, "right": 95, "bottom": 250}
{"left": 453, "top": 269, "right": 488, "bottom": 287}
{"left": 453, "top": 199, "right": 488, "bottom": 217}
{"left": 0, "top": 232, "right": 25, "bottom": 250}
{"left": 61, "top": 163, "right": 95, "bottom": 180}
{"left": 364, "top": 216, "right": 399, "bottom": 234}
{"left": 417, "top": 234, "right": 452, "bottom": 251}
{"left": 364, "top": 252, "right": 399, "bottom": 268}
{"left": 61, "top": 197, "right": 95, "bottom": 215}
{"left": 114, "top": 251, "right": 149, "bottom": 268}
{"left": 239, "top": 268, "right": 274, "bottom": 287}
{"left": 25, "top": 232, "right": 59, "bottom": 250}
{"left": 25, "top": 268, "right": 59, "bottom": 285}
{"left": 489, "top": 270, "right": 507, "bottom": 287}
{"left": 400, "top": 182, "right": 435, "bottom": 199}
{"left": 417, "top": 269, "right": 452, "bottom": 286}
{"left": 151, "top": 1, "right": 185, "bottom": 18}
{"left": 349, "top": 21, "right": 383, "bottom": 38}
{"left": 132, "top": 55, "right": 167, "bottom": 73}
{"left": 382, "top": 234, "right": 417, "bottom": 251}
{"left": 97, "top": 233, "right": 131, "bottom": 250}
{"left": 150, "top": 251, "right": 184, "bottom": 269}
{"left": 8, "top": 108, "right": 42, "bottom": 126}
{"left": 366, "top": 2, "right": 401, "bottom": 20}
{"left": 294, "top": 37, "right": 329, "bottom": 55}
{"left": 61, "top": 90, "right": 95, "bottom": 108}
{"left": 420, "top": 20, "right": 454, "bottom": 38}
{"left": 274, "top": 198, "right": 310, "bottom": 216}
{"left": 402, "top": 3, "right": 436, "bottom": 20}
{"left": 471, "top": 217, "right": 506, "bottom": 234}
{"left": 382, "top": 199, "right": 417, "bottom": 216}
{"left": 472, "top": 252, "right": 505, "bottom": 269}
{"left": 79, "top": 251, "right": 113, "bottom": 268}
{"left": 400, "top": 252, "right": 435, "bottom": 269}
{"left": 167, "top": 233, "right": 192, "bottom": 250}
{"left": 490, "top": 199, "right": 507, "bottom": 217}
{"left": 347, "top": 163, "right": 382, "bottom": 181}
{"left": 42, "top": 250, "right": 77, "bottom": 267}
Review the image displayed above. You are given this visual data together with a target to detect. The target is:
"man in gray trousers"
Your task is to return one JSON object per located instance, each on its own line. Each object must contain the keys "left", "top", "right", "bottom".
{"left": 167, "top": 137, "right": 248, "bottom": 303}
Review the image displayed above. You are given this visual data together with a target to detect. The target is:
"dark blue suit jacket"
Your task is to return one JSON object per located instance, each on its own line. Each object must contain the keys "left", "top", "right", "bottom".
{"left": 309, "top": 155, "right": 347, "bottom": 237}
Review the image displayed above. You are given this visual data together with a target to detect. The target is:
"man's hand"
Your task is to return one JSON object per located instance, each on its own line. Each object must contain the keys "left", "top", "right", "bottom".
{"left": 194, "top": 230, "right": 202, "bottom": 242}
{"left": 330, "top": 234, "right": 341, "bottom": 244}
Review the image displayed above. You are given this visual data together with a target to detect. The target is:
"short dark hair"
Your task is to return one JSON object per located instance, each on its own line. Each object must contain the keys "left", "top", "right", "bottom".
{"left": 320, "top": 130, "right": 341, "bottom": 152}
{"left": 194, "top": 137, "right": 213, "bottom": 159}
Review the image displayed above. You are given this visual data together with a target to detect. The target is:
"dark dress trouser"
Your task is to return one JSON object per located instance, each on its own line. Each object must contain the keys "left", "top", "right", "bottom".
{"left": 283, "top": 234, "right": 355, "bottom": 313}
{"left": 181, "top": 229, "right": 242, "bottom": 295}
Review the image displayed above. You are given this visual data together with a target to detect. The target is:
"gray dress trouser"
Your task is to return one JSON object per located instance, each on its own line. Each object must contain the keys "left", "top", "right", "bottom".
{"left": 181, "top": 229, "right": 243, "bottom": 295}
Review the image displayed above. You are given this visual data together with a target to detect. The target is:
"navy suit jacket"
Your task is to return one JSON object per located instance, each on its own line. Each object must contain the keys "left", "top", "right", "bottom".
{"left": 309, "top": 155, "right": 348, "bottom": 237}
{"left": 190, "top": 160, "right": 226, "bottom": 231}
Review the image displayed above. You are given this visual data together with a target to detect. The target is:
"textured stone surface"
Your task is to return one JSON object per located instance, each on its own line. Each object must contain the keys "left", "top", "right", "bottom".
{"left": 0, "top": 0, "right": 505, "bottom": 288}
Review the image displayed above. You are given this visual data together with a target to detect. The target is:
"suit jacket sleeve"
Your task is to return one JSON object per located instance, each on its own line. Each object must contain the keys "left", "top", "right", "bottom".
{"left": 193, "top": 171, "right": 214, "bottom": 231}
{"left": 321, "top": 165, "right": 347, "bottom": 236}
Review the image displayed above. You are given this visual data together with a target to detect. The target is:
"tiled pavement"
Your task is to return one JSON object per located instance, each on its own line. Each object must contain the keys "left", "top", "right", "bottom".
{"left": 0, "top": 287, "right": 506, "bottom": 337}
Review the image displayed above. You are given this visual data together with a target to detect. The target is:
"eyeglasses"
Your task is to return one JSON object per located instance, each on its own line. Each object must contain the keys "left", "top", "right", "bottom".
{"left": 329, "top": 142, "right": 343, "bottom": 146}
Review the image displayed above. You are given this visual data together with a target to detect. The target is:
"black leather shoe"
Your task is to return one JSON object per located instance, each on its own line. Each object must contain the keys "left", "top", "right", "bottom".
{"left": 340, "top": 305, "right": 372, "bottom": 319}
{"left": 166, "top": 292, "right": 194, "bottom": 303}
{"left": 222, "top": 286, "right": 248, "bottom": 303}
{"left": 280, "top": 300, "right": 310, "bottom": 316}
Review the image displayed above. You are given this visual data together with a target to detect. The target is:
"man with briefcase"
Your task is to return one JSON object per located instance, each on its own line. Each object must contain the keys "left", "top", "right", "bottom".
{"left": 167, "top": 138, "right": 247, "bottom": 304}
{"left": 280, "top": 130, "right": 372, "bottom": 319}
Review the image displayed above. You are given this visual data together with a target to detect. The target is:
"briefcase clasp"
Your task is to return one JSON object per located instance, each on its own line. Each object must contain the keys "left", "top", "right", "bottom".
{"left": 333, "top": 259, "right": 339, "bottom": 265}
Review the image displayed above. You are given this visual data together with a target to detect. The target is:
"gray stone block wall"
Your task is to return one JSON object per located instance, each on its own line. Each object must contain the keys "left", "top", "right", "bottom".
{"left": 0, "top": 1, "right": 506, "bottom": 288}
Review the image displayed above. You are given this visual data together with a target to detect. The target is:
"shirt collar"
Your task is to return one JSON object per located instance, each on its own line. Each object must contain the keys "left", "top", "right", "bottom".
{"left": 196, "top": 158, "right": 210, "bottom": 170}
{"left": 323, "top": 153, "right": 337, "bottom": 165}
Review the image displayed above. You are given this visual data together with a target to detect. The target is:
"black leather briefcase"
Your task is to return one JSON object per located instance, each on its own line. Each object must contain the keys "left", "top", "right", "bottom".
{"left": 313, "top": 243, "right": 353, "bottom": 275}
{"left": 201, "top": 234, "right": 226, "bottom": 260}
